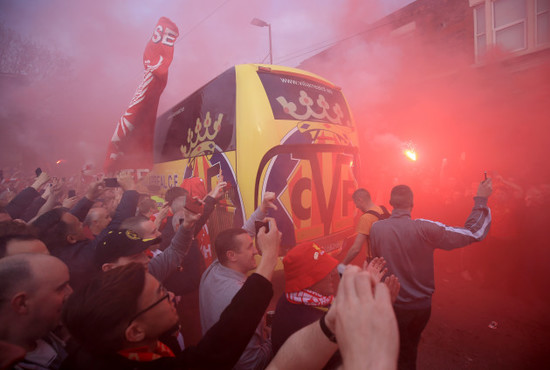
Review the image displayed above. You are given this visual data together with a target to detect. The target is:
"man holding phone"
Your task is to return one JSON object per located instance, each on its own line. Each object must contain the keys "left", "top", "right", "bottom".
{"left": 199, "top": 192, "right": 279, "bottom": 370}
{"left": 370, "top": 178, "right": 493, "bottom": 370}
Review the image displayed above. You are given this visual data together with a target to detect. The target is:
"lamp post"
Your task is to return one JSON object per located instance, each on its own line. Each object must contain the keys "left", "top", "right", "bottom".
{"left": 251, "top": 17, "right": 272, "bottom": 64}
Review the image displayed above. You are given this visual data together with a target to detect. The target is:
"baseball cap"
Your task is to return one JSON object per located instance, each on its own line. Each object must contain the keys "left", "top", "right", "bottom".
{"left": 283, "top": 242, "right": 339, "bottom": 293}
{"left": 95, "top": 229, "right": 161, "bottom": 266}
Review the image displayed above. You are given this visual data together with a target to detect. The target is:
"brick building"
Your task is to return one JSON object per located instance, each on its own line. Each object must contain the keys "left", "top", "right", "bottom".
{"left": 298, "top": 0, "right": 550, "bottom": 193}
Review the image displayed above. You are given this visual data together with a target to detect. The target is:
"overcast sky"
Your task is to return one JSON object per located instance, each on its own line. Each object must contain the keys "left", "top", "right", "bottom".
{"left": 0, "top": 0, "right": 415, "bottom": 171}
{"left": 0, "top": 0, "right": 416, "bottom": 108}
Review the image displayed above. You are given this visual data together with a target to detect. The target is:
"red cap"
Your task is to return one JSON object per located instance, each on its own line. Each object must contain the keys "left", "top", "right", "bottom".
{"left": 283, "top": 242, "right": 339, "bottom": 293}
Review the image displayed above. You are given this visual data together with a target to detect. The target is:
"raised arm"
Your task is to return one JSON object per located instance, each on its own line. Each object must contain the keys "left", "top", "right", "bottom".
{"left": 179, "top": 273, "right": 274, "bottom": 369}
{"left": 266, "top": 316, "right": 338, "bottom": 370}
{"left": 90, "top": 175, "right": 140, "bottom": 248}
{"left": 148, "top": 207, "right": 201, "bottom": 283}
{"left": 26, "top": 179, "right": 65, "bottom": 223}
{"left": 189, "top": 180, "right": 227, "bottom": 236}
{"left": 70, "top": 180, "right": 105, "bottom": 221}
{"left": 332, "top": 266, "right": 399, "bottom": 370}
{"left": 5, "top": 172, "right": 50, "bottom": 219}
{"left": 422, "top": 178, "right": 493, "bottom": 250}
{"left": 242, "top": 192, "right": 278, "bottom": 237}
{"left": 341, "top": 233, "right": 368, "bottom": 266}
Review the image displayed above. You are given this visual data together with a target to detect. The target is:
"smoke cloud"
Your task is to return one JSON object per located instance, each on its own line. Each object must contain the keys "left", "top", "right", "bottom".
{"left": 0, "top": 0, "right": 411, "bottom": 175}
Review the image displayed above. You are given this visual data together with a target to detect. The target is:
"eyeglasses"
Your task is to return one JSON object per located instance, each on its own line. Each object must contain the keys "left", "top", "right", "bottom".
{"left": 127, "top": 286, "right": 170, "bottom": 326}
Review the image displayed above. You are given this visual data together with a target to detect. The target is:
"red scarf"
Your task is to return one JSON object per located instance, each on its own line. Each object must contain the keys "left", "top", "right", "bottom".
{"left": 118, "top": 341, "right": 175, "bottom": 361}
{"left": 286, "top": 289, "right": 333, "bottom": 307}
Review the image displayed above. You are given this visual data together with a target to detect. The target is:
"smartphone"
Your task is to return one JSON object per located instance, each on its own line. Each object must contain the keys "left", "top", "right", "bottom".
{"left": 184, "top": 197, "right": 204, "bottom": 214}
{"left": 68, "top": 189, "right": 76, "bottom": 198}
{"left": 35, "top": 167, "right": 42, "bottom": 177}
{"left": 255, "top": 220, "right": 270, "bottom": 235}
{"left": 104, "top": 178, "right": 119, "bottom": 187}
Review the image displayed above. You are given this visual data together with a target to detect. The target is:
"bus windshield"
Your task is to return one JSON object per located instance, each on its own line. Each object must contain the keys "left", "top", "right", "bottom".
{"left": 257, "top": 70, "right": 352, "bottom": 127}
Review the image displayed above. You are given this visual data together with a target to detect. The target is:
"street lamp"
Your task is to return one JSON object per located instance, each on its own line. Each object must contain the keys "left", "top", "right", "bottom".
{"left": 251, "top": 17, "right": 273, "bottom": 65}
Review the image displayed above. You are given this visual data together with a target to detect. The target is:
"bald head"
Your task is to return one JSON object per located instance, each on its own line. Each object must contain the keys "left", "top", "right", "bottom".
{"left": 0, "top": 254, "right": 72, "bottom": 347}
{"left": 0, "top": 255, "right": 32, "bottom": 304}
{"left": 0, "top": 254, "right": 67, "bottom": 305}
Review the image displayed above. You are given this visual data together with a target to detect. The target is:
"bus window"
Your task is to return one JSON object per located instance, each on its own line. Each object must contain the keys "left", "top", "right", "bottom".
{"left": 154, "top": 67, "right": 237, "bottom": 163}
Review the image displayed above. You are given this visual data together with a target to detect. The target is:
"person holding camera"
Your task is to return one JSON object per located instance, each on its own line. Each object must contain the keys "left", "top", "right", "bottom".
{"left": 199, "top": 192, "right": 278, "bottom": 370}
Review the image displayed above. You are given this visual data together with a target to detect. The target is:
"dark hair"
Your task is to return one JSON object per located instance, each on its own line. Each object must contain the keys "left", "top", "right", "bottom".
{"left": 352, "top": 188, "right": 371, "bottom": 202}
{"left": 0, "top": 220, "right": 38, "bottom": 258}
{"left": 31, "top": 208, "right": 69, "bottom": 251}
{"left": 390, "top": 185, "right": 414, "bottom": 209}
{"left": 120, "top": 216, "right": 149, "bottom": 237}
{"left": 0, "top": 220, "right": 37, "bottom": 238}
{"left": 165, "top": 187, "right": 189, "bottom": 206}
{"left": 62, "top": 263, "right": 146, "bottom": 354}
{"left": 214, "top": 228, "right": 248, "bottom": 264}
{"left": 0, "top": 235, "right": 41, "bottom": 258}
{"left": 138, "top": 198, "right": 157, "bottom": 215}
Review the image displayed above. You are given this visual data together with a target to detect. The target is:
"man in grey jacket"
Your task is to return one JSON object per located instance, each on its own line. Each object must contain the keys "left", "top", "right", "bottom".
{"left": 370, "top": 179, "right": 493, "bottom": 370}
{"left": 199, "top": 192, "right": 278, "bottom": 370}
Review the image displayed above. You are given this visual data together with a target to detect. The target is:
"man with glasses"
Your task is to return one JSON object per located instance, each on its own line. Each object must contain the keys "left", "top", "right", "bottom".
{"left": 61, "top": 218, "right": 282, "bottom": 369}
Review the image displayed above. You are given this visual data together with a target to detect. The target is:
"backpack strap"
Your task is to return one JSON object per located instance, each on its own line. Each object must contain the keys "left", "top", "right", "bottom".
{"left": 364, "top": 209, "right": 383, "bottom": 219}
{"left": 365, "top": 206, "right": 390, "bottom": 220}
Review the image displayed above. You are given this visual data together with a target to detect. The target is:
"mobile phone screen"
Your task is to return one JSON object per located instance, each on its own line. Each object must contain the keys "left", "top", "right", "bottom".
{"left": 255, "top": 221, "right": 269, "bottom": 234}
{"left": 104, "top": 178, "right": 119, "bottom": 187}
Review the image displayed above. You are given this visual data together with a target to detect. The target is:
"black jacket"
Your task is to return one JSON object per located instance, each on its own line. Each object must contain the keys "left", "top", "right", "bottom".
{"left": 50, "top": 190, "right": 139, "bottom": 291}
{"left": 5, "top": 187, "right": 40, "bottom": 219}
{"left": 61, "top": 273, "right": 273, "bottom": 370}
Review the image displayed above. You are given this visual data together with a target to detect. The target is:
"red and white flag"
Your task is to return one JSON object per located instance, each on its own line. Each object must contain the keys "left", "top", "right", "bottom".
{"left": 104, "top": 17, "right": 179, "bottom": 174}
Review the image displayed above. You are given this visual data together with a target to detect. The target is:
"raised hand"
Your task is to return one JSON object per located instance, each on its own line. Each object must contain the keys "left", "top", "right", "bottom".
{"left": 364, "top": 257, "right": 388, "bottom": 283}
{"left": 260, "top": 192, "right": 278, "bottom": 214}
{"left": 331, "top": 266, "right": 399, "bottom": 370}
{"left": 383, "top": 274, "right": 401, "bottom": 304}
{"left": 208, "top": 180, "right": 227, "bottom": 200}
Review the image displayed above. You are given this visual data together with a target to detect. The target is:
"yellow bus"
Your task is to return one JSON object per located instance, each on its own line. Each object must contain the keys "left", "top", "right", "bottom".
{"left": 148, "top": 64, "right": 360, "bottom": 253}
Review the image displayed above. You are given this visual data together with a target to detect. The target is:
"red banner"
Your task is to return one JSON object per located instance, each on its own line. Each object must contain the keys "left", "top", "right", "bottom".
{"left": 104, "top": 17, "right": 179, "bottom": 174}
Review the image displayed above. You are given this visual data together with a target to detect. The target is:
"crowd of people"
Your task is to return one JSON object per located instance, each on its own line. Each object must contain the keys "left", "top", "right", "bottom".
{"left": 0, "top": 163, "right": 516, "bottom": 370}
{"left": 0, "top": 169, "right": 399, "bottom": 370}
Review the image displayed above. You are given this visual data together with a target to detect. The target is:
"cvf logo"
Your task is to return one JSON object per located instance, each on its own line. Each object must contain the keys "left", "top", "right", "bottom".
{"left": 151, "top": 25, "right": 178, "bottom": 46}
{"left": 287, "top": 152, "right": 356, "bottom": 237}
